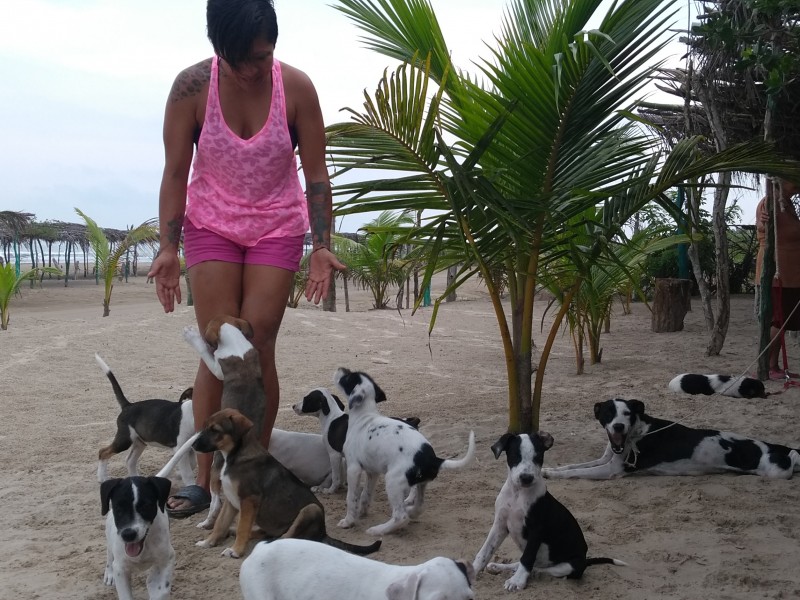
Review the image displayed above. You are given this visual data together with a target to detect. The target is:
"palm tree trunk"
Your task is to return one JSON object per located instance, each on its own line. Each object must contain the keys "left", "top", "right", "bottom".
{"left": 706, "top": 172, "right": 732, "bottom": 355}
{"left": 686, "top": 186, "right": 714, "bottom": 330}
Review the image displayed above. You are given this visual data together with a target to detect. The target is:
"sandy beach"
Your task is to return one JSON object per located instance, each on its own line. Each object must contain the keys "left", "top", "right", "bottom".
{"left": 1, "top": 272, "right": 799, "bottom": 599}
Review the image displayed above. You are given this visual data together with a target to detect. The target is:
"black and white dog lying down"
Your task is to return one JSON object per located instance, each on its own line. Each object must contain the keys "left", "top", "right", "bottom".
{"left": 473, "top": 432, "right": 624, "bottom": 591}
{"left": 669, "top": 373, "right": 767, "bottom": 399}
{"left": 543, "top": 398, "right": 800, "bottom": 479}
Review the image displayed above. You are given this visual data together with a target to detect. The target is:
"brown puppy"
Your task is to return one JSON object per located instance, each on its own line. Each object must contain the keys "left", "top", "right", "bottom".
{"left": 193, "top": 408, "right": 382, "bottom": 558}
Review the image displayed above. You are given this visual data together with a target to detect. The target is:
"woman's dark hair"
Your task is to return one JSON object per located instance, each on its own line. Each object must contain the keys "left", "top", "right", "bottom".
{"left": 206, "top": 0, "right": 278, "bottom": 69}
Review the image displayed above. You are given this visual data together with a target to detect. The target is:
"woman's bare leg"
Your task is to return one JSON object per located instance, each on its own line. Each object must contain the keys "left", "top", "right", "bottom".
{"left": 168, "top": 260, "right": 242, "bottom": 510}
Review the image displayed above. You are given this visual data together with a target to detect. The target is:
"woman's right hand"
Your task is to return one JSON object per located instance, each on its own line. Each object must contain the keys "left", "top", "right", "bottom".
{"left": 147, "top": 251, "right": 183, "bottom": 313}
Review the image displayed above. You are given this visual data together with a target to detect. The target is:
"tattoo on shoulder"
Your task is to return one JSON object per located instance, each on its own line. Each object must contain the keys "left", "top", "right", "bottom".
{"left": 169, "top": 60, "right": 211, "bottom": 103}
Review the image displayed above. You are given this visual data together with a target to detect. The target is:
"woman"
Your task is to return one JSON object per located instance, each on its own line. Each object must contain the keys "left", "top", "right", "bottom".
{"left": 755, "top": 178, "right": 800, "bottom": 380}
{"left": 148, "top": 0, "right": 346, "bottom": 516}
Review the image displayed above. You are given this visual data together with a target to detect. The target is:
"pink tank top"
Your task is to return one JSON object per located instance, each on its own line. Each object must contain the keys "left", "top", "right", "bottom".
{"left": 186, "top": 57, "right": 309, "bottom": 246}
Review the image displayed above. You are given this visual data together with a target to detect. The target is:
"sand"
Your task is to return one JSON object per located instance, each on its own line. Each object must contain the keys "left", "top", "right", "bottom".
{"left": 1, "top": 272, "right": 799, "bottom": 599}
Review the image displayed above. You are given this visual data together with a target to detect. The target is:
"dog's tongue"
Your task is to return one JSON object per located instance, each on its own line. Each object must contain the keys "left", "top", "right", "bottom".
{"left": 610, "top": 432, "right": 625, "bottom": 448}
{"left": 125, "top": 541, "right": 144, "bottom": 557}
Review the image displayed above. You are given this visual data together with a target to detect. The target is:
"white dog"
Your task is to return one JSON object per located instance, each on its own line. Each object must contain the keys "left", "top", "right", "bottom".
{"left": 240, "top": 538, "right": 475, "bottom": 600}
{"left": 334, "top": 367, "right": 476, "bottom": 535}
{"left": 101, "top": 476, "right": 174, "bottom": 600}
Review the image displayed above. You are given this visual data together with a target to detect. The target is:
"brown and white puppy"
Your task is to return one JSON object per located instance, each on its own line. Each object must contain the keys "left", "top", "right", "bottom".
{"left": 182, "top": 316, "right": 265, "bottom": 528}
{"left": 192, "top": 408, "right": 382, "bottom": 559}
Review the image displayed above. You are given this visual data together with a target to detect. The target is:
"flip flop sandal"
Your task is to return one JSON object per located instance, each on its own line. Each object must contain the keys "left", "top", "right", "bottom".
{"left": 166, "top": 485, "right": 211, "bottom": 519}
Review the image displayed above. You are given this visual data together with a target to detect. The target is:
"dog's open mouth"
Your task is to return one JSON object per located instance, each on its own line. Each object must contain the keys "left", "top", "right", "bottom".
{"left": 608, "top": 432, "right": 627, "bottom": 453}
{"left": 125, "top": 539, "right": 145, "bottom": 557}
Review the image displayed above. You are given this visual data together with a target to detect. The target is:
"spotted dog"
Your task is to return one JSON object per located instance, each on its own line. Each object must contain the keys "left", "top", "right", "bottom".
{"left": 334, "top": 367, "right": 475, "bottom": 536}
{"left": 543, "top": 398, "right": 800, "bottom": 479}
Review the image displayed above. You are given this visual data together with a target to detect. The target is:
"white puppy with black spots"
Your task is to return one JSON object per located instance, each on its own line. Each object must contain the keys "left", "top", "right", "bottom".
{"left": 101, "top": 476, "right": 174, "bottom": 600}
{"left": 473, "top": 432, "right": 624, "bottom": 591}
{"left": 240, "top": 538, "right": 475, "bottom": 600}
{"left": 334, "top": 367, "right": 476, "bottom": 536}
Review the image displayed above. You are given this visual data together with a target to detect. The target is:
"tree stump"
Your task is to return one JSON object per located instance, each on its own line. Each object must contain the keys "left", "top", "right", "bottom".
{"left": 651, "top": 278, "right": 691, "bottom": 333}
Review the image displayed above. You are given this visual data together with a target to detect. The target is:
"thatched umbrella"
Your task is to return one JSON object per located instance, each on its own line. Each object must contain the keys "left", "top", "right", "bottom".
{"left": 0, "top": 211, "right": 34, "bottom": 274}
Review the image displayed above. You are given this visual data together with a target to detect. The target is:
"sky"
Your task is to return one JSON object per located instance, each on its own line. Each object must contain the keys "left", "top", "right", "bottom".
{"left": 0, "top": 0, "right": 764, "bottom": 234}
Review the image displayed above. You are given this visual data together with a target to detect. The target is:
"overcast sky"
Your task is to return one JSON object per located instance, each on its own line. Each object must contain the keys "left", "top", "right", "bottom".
{"left": 0, "top": 0, "right": 760, "bottom": 234}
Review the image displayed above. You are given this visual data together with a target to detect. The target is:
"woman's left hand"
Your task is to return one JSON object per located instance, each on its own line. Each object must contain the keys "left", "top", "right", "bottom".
{"left": 305, "top": 248, "right": 347, "bottom": 304}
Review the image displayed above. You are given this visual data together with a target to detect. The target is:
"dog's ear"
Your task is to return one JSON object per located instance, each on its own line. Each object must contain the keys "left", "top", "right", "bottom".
{"left": 628, "top": 399, "right": 646, "bottom": 415}
{"left": 490, "top": 433, "right": 514, "bottom": 459}
{"left": 374, "top": 382, "right": 387, "bottom": 403}
{"left": 147, "top": 476, "right": 173, "bottom": 512}
{"left": 100, "top": 478, "right": 122, "bottom": 516}
{"left": 235, "top": 318, "right": 255, "bottom": 340}
{"left": 229, "top": 411, "right": 254, "bottom": 436}
{"left": 453, "top": 559, "right": 476, "bottom": 587}
{"left": 536, "top": 431, "right": 554, "bottom": 451}
{"left": 179, "top": 387, "right": 193, "bottom": 402}
{"left": 332, "top": 394, "right": 345, "bottom": 411}
{"left": 204, "top": 321, "right": 222, "bottom": 348}
{"left": 593, "top": 402, "right": 604, "bottom": 419}
{"left": 386, "top": 571, "right": 422, "bottom": 600}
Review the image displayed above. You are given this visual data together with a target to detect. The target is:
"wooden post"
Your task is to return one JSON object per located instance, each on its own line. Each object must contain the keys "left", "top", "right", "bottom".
{"left": 651, "top": 278, "right": 691, "bottom": 332}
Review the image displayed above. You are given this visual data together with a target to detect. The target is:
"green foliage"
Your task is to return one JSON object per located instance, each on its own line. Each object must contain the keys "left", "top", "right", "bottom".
{"left": 327, "top": 0, "right": 798, "bottom": 432}
{"left": 75, "top": 209, "right": 158, "bottom": 316}
{"left": 345, "top": 211, "right": 414, "bottom": 309}
{"left": 0, "top": 264, "right": 61, "bottom": 330}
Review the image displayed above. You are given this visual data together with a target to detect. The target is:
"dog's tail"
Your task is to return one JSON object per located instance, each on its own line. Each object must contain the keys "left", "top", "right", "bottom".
{"left": 586, "top": 557, "right": 627, "bottom": 567}
{"left": 95, "top": 353, "right": 130, "bottom": 409}
{"left": 157, "top": 431, "right": 200, "bottom": 478}
{"left": 441, "top": 431, "right": 476, "bottom": 470}
{"left": 323, "top": 535, "right": 382, "bottom": 556}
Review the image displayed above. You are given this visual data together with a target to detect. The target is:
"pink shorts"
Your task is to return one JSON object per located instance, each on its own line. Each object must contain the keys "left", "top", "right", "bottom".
{"left": 183, "top": 218, "right": 304, "bottom": 272}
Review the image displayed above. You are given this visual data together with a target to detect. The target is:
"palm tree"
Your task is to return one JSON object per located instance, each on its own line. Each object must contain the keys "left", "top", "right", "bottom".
{"left": 75, "top": 209, "right": 158, "bottom": 317}
{"left": 0, "top": 263, "right": 61, "bottom": 330}
{"left": 326, "top": 0, "right": 799, "bottom": 432}
{"left": 345, "top": 211, "right": 414, "bottom": 309}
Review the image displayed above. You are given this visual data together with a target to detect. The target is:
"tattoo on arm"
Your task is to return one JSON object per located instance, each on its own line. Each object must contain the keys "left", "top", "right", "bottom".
{"left": 166, "top": 216, "right": 184, "bottom": 247}
{"left": 306, "top": 181, "right": 332, "bottom": 248}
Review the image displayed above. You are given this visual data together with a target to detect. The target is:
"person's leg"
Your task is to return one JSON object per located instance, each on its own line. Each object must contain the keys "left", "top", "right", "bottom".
{"left": 240, "top": 263, "right": 295, "bottom": 449}
{"left": 769, "top": 325, "right": 781, "bottom": 372}
{"left": 168, "top": 259, "right": 243, "bottom": 510}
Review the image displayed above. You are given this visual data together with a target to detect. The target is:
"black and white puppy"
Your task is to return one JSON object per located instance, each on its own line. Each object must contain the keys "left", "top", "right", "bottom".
{"left": 474, "top": 433, "right": 624, "bottom": 591}
{"left": 334, "top": 367, "right": 475, "bottom": 536}
{"left": 101, "top": 476, "right": 175, "bottom": 600}
{"left": 96, "top": 354, "right": 195, "bottom": 486}
{"left": 543, "top": 398, "right": 800, "bottom": 479}
{"left": 292, "top": 388, "right": 349, "bottom": 493}
{"left": 293, "top": 387, "right": 423, "bottom": 494}
{"left": 668, "top": 373, "right": 767, "bottom": 399}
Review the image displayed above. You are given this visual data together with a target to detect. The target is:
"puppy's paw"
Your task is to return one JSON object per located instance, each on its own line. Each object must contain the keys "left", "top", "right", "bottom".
{"left": 337, "top": 517, "right": 355, "bottom": 529}
{"left": 103, "top": 566, "right": 114, "bottom": 586}
{"left": 541, "top": 468, "right": 552, "bottom": 478}
{"left": 195, "top": 538, "right": 215, "bottom": 548}
{"left": 504, "top": 574, "right": 528, "bottom": 591}
{"left": 312, "top": 485, "right": 337, "bottom": 495}
{"left": 220, "top": 547, "right": 241, "bottom": 559}
{"left": 486, "top": 562, "right": 515, "bottom": 574}
{"left": 196, "top": 517, "right": 215, "bottom": 530}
